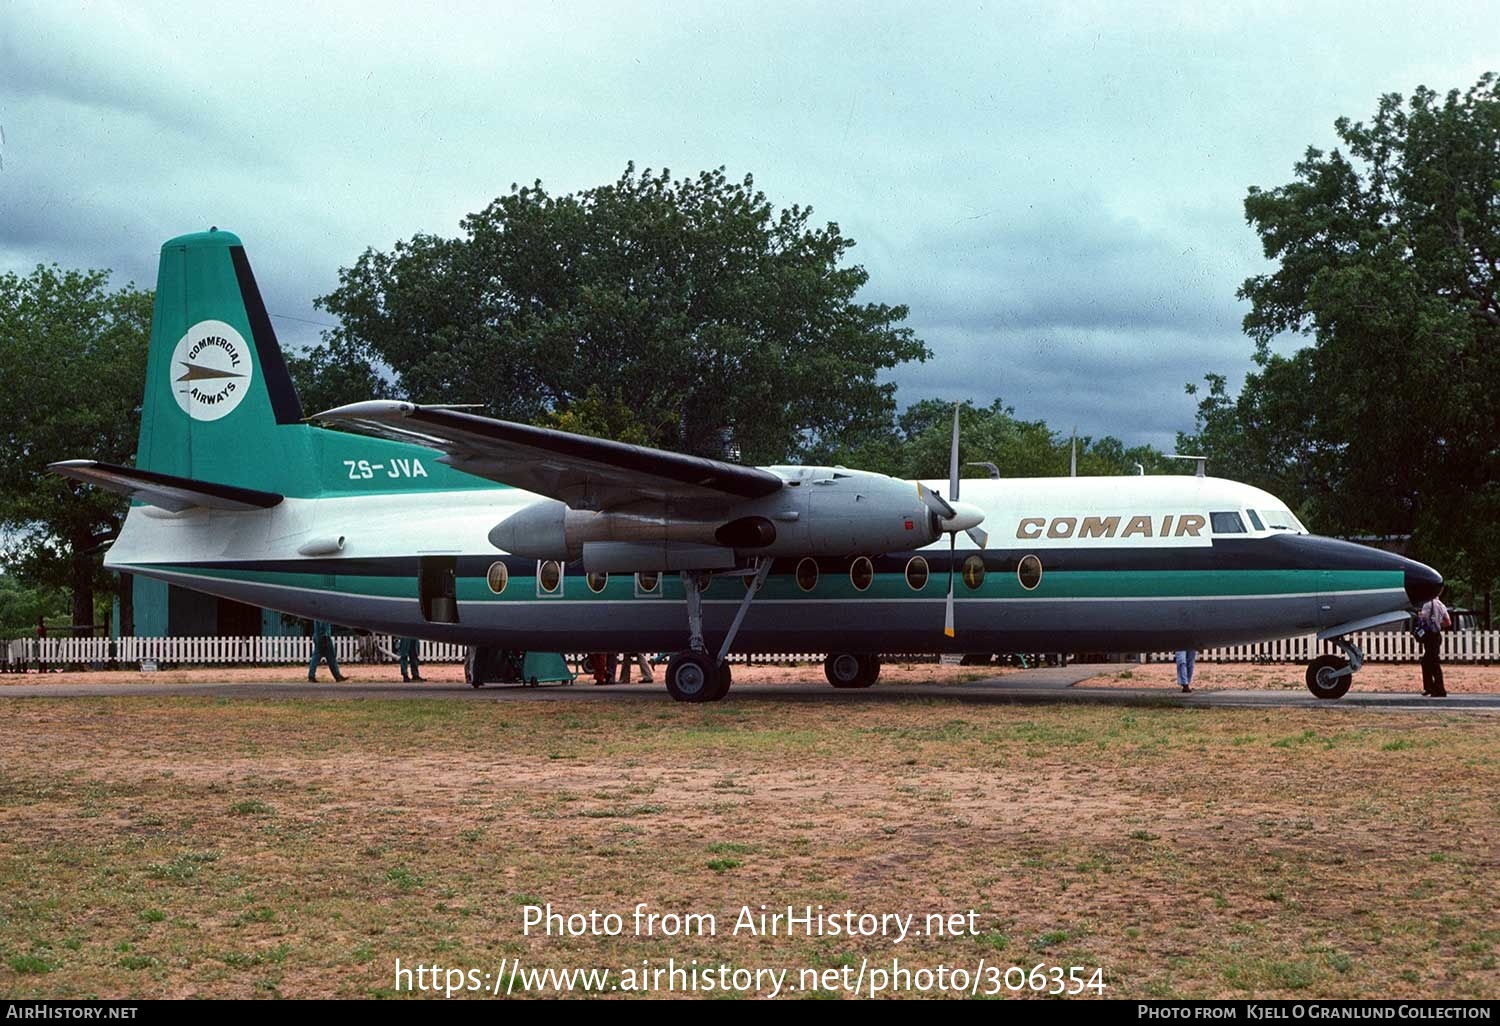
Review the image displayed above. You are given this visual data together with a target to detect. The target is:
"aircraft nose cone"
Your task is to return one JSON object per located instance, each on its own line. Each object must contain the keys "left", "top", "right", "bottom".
{"left": 1403, "top": 559, "right": 1443, "bottom": 606}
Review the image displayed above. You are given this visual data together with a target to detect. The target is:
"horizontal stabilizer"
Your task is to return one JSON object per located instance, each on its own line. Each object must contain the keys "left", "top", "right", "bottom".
{"left": 49, "top": 460, "right": 284, "bottom": 513}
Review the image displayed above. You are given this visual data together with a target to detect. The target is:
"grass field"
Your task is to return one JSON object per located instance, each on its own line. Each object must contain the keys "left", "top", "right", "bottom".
{"left": 0, "top": 694, "right": 1496, "bottom": 999}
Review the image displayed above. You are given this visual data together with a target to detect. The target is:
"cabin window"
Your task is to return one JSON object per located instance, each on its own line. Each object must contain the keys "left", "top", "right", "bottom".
{"left": 586, "top": 571, "right": 608, "bottom": 593}
{"left": 850, "top": 556, "right": 874, "bottom": 592}
{"left": 1017, "top": 554, "right": 1043, "bottom": 591}
{"left": 538, "top": 560, "right": 563, "bottom": 595}
{"left": 1246, "top": 509, "right": 1265, "bottom": 531}
{"left": 635, "top": 571, "right": 660, "bottom": 595}
{"left": 796, "top": 557, "right": 819, "bottom": 592}
{"left": 485, "top": 561, "right": 508, "bottom": 595}
{"left": 905, "top": 556, "right": 929, "bottom": 591}
{"left": 962, "top": 555, "right": 986, "bottom": 590}
{"left": 1210, "top": 511, "right": 1246, "bottom": 534}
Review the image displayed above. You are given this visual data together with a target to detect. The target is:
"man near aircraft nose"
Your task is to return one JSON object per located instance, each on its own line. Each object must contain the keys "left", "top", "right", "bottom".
{"left": 1417, "top": 588, "right": 1451, "bottom": 697}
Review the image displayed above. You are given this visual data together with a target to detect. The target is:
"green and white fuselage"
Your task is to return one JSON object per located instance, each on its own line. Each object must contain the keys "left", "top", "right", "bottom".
{"left": 105, "top": 472, "right": 1429, "bottom": 654}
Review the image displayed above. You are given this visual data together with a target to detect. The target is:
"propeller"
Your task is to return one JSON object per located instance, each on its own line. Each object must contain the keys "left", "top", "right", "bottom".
{"left": 915, "top": 404, "right": 989, "bottom": 637}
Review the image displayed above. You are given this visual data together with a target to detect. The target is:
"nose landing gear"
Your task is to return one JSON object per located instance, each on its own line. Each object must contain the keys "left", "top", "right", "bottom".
{"left": 1305, "top": 636, "right": 1364, "bottom": 700}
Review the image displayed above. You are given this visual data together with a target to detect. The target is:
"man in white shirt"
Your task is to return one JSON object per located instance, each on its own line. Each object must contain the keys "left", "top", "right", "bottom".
{"left": 1417, "top": 590, "right": 1451, "bottom": 697}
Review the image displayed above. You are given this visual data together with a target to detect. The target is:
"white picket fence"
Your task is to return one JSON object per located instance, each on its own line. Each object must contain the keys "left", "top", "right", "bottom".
{"left": 1147, "top": 629, "right": 1500, "bottom": 664}
{"left": 5, "top": 630, "right": 1497, "bottom": 670}
{"left": 1, "top": 635, "right": 818, "bottom": 669}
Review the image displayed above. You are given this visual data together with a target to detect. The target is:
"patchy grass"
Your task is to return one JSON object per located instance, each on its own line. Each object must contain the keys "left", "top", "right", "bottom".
{"left": 0, "top": 696, "right": 1495, "bottom": 999}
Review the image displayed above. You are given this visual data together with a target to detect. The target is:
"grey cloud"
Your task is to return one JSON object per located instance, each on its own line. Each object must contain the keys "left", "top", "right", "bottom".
{"left": 0, "top": 0, "right": 1492, "bottom": 453}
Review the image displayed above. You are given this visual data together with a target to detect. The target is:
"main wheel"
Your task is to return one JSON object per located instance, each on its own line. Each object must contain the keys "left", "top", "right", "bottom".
{"left": 666, "top": 650, "right": 718, "bottom": 703}
{"left": 825, "top": 652, "right": 877, "bottom": 689}
{"left": 705, "top": 661, "right": 732, "bottom": 702}
{"left": 1306, "top": 654, "right": 1351, "bottom": 699}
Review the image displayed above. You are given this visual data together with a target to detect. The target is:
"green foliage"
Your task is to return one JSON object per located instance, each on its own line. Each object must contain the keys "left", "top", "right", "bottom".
{"left": 0, "top": 573, "right": 69, "bottom": 636}
{"left": 0, "top": 266, "right": 152, "bottom": 629}
{"left": 1179, "top": 72, "right": 1500, "bottom": 591}
{"left": 833, "top": 398, "right": 1163, "bottom": 480}
{"left": 297, "top": 163, "right": 929, "bottom": 463}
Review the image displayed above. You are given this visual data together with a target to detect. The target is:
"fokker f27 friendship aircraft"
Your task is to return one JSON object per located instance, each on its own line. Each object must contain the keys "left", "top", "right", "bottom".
{"left": 52, "top": 231, "right": 1443, "bottom": 702}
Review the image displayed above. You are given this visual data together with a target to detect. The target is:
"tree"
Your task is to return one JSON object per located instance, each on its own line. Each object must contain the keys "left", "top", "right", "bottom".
{"left": 295, "top": 164, "right": 929, "bottom": 463}
{"left": 0, "top": 267, "right": 152, "bottom": 634}
{"left": 0, "top": 572, "right": 69, "bottom": 638}
{"left": 833, "top": 398, "right": 1164, "bottom": 481}
{"left": 1181, "top": 73, "right": 1500, "bottom": 596}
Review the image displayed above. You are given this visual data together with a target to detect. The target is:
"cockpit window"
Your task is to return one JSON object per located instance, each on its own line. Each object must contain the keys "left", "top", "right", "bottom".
{"left": 1210, "top": 511, "right": 1246, "bottom": 534}
{"left": 1246, "top": 509, "right": 1265, "bottom": 531}
{"left": 1260, "top": 509, "right": 1305, "bottom": 533}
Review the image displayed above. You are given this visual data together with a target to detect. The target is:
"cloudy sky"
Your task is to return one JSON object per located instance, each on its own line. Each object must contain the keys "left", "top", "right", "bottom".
{"left": 2, "top": 1, "right": 1494, "bottom": 449}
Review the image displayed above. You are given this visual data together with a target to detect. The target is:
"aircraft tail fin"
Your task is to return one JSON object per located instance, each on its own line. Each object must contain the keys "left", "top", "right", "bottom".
{"left": 134, "top": 229, "right": 314, "bottom": 493}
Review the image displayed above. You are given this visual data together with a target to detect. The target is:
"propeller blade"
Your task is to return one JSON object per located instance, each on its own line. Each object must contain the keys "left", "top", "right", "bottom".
{"left": 967, "top": 525, "right": 989, "bottom": 549}
{"left": 949, "top": 403, "right": 961, "bottom": 502}
{"left": 916, "top": 481, "right": 956, "bottom": 520}
{"left": 944, "top": 534, "right": 956, "bottom": 638}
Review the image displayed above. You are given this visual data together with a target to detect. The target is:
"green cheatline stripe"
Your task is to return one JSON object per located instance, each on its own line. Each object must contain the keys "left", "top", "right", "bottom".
{"left": 139, "top": 565, "right": 1404, "bottom": 602}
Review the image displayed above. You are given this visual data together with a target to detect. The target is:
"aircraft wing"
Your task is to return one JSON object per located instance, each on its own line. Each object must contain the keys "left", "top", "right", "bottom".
{"left": 313, "top": 400, "right": 785, "bottom": 511}
{"left": 49, "top": 460, "right": 284, "bottom": 513}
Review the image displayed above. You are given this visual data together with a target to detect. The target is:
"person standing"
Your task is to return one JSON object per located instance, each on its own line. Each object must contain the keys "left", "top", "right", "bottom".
{"left": 307, "top": 620, "right": 348, "bottom": 683}
{"left": 619, "top": 653, "right": 654, "bottom": 684}
{"left": 1417, "top": 590, "right": 1452, "bottom": 697}
{"left": 397, "top": 637, "right": 424, "bottom": 682}
{"left": 1175, "top": 649, "right": 1196, "bottom": 693}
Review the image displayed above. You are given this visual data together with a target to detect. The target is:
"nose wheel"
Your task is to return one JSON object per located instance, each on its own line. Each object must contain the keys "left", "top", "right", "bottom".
{"left": 1305, "top": 637, "right": 1363, "bottom": 700}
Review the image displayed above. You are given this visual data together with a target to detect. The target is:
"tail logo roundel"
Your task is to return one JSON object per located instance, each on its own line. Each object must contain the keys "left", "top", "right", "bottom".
{"left": 170, "top": 320, "right": 254, "bottom": 421}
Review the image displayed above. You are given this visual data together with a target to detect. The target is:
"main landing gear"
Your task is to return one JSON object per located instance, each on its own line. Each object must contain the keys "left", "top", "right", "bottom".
{"left": 663, "top": 560, "right": 770, "bottom": 703}
{"left": 1305, "top": 636, "right": 1364, "bottom": 700}
{"left": 823, "top": 652, "right": 881, "bottom": 689}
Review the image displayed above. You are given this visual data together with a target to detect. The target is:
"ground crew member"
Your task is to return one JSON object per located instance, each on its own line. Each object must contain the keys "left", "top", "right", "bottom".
{"left": 307, "top": 620, "right": 348, "bottom": 682}
{"left": 397, "top": 637, "right": 424, "bottom": 682}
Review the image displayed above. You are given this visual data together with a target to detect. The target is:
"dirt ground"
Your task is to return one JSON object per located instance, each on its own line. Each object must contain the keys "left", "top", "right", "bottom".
{"left": 0, "top": 659, "right": 1015, "bottom": 688}
{"left": 1087, "top": 660, "right": 1500, "bottom": 694}
{"left": 0, "top": 691, "right": 1495, "bottom": 1000}
{"left": 4, "top": 657, "right": 1496, "bottom": 694}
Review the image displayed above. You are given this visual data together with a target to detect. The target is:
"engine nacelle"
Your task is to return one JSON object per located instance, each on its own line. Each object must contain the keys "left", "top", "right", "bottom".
{"left": 488, "top": 499, "right": 571, "bottom": 560}
{"left": 487, "top": 468, "right": 951, "bottom": 567}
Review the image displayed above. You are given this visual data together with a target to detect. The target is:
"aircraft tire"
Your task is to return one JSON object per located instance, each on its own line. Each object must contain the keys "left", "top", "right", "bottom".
{"left": 1305, "top": 655, "right": 1351, "bottom": 699}
{"left": 705, "top": 661, "right": 732, "bottom": 702}
{"left": 825, "top": 652, "right": 877, "bottom": 689}
{"left": 666, "top": 650, "right": 719, "bottom": 703}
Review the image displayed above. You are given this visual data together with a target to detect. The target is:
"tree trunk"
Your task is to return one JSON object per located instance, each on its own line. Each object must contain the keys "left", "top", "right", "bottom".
{"left": 118, "top": 571, "right": 135, "bottom": 637}
{"left": 69, "top": 542, "right": 94, "bottom": 639}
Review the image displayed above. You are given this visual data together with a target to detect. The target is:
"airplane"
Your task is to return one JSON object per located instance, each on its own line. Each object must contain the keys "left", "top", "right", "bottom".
{"left": 50, "top": 230, "right": 1444, "bottom": 702}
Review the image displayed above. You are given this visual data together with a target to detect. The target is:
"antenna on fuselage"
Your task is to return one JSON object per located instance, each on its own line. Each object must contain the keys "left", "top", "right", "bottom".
{"left": 1070, "top": 426, "right": 1077, "bottom": 477}
{"left": 1164, "top": 454, "right": 1207, "bottom": 478}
